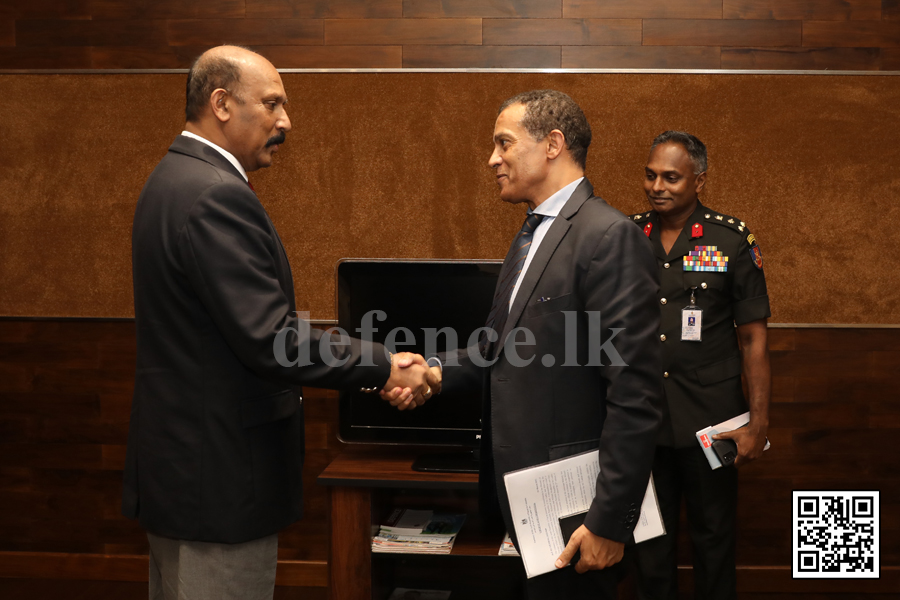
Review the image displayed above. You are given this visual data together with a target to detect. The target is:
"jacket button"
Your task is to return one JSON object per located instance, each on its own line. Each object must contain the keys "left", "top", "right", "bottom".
{"left": 663, "top": 372, "right": 669, "bottom": 378}
{"left": 663, "top": 263, "right": 670, "bottom": 269}
{"left": 701, "top": 282, "right": 708, "bottom": 289}
{"left": 660, "top": 298, "right": 667, "bottom": 305}
{"left": 660, "top": 334, "right": 667, "bottom": 342}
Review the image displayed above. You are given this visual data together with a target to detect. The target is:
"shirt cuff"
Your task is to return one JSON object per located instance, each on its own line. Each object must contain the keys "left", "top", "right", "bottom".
{"left": 426, "top": 356, "right": 443, "bottom": 371}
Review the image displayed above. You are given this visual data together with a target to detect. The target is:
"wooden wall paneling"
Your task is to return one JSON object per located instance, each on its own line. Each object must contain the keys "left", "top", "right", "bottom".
{"left": 245, "top": 45, "right": 402, "bottom": 68}
{"left": 166, "top": 19, "right": 324, "bottom": 47}
{"left": 887, "top": 0, "right": 900, "bottom": 19}
{"left": 402, "top": 45, "right": 560, "bottom": 67}
{"left": 723, "top": 0, "right": 882, "bottom": 21}
{"left": 0, "top": 0, "right": 90, "bottom": 19}
{"left": 563, "top": 0, "right": 721, "bottom": 19}
{"left": 721, "top": 47, "right": 882, "bottom": 70}
{"left": 481, "top": 18, "right": 641, "bottom": 46}
{"left": 0, "top": 46, "right": 95, "bottom": 68}
{"left": 884, "top": 48, "right": 900, "bottom": 69}
{"left": 246, "top": 0, "right": 402, "bottom": 19}
{"left": 804, "top": 20, "right": 900, "bottom": 47}
{"left": 403, "top": 0, "right": 561, "bottom": 18}
{"left": 89, "top": 46, "right": 206, "bottom": 69}
{"left": 0, "top": 20, "right": 12, "bottom": 46}
{"left": 323, "top": 18, "right": 482, "bottom": 44}
{"left": 643, "top": 19, "right": 802, "bottom": 46}
{"left": 88, "top": 0, "right": 246, "bottom": 19}
{"left": 561, "top": 45, "right": 722, "bottom": 68}
{"left": 15, "top": 19, "right": 168, "bottom": 47}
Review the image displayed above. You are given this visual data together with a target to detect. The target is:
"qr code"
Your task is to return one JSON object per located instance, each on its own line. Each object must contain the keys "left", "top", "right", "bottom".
{"left": 793, "top": 491, "right": 879, "bottom": 578}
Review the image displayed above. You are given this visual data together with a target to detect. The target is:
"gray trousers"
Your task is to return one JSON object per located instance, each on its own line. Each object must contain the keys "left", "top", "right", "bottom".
{"left": 148, "top": 532, "right": 278, "bottom": 600}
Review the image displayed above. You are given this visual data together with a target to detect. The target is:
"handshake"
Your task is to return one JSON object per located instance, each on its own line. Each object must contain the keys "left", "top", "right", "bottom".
{"left": 379, "top": 353, "right": 442, "bottom": 411}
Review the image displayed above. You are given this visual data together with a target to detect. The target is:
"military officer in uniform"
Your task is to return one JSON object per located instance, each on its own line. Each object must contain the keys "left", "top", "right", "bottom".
{"left": 629, "top": 131, "right": 771, "bottom": 600}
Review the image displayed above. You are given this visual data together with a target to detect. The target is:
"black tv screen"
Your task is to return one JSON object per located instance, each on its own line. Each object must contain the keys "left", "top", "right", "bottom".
{"left": 336, "top": 259, "right": 502, "bottom": 446}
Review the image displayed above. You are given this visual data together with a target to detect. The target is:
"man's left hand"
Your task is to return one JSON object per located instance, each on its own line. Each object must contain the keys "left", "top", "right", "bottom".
{"left": 555, "top": 525, "right": 624, "bottom": 574}
{"left": 713, "top": 424, "right": 767, "bottom": 468}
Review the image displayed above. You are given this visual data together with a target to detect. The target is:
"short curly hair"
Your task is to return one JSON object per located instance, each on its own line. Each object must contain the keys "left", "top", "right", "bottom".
{"left": 499, "top": 90, "right": 592, "bottom": 169}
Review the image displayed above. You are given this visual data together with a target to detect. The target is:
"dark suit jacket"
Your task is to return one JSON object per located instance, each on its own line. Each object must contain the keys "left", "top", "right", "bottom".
{"left": 443, "top": 179, "right": 663, "bottom": 544}
{"left": 123, "top": 135, "right": 392, "bottom": 543}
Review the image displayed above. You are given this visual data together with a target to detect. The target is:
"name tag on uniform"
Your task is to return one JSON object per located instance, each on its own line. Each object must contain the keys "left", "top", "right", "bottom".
{"left": 682, "top": 307, "right": 703, "bottom": 342}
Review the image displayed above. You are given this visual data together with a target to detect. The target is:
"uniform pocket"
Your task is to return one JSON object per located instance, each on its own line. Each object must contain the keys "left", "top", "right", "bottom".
{"left": 240, "top": 389, "right": 298, "bottom": 429}
{"left": 695, "top": 356, "right": 742, "bottom": 385}
{"left": 683, "top": 271, "right": 725, "bottom": 291}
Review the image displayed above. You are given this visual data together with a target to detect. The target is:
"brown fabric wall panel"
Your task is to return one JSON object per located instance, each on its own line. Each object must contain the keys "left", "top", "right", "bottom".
{"left": 723, "top": 0, "right": 882, "bottom": 21}
{"left": 804, "top": 20, "right": 900, "bottom": 47}
{"left": 167, "top": 19, "right": 324, "bottom": 47}
{"left": 402, "top": 44, "right": 560, "bottom": 67}
{"left": 721, "top": 46, "right": 882, "bottom": 69}
{"left": 249, "top": 45, "right": 402, "bottom": 67}
{"left": 89, "top": 0, "right": 246, "bottom": 19}
{"left": 563, "top": 0, "right": 721, "bottom": 19}
{"left": 246, "top": 0, "right": 401, "bottom": 19}
{"left": 561, "top": 45, "right": 721, "bottom": 68}
{"left": 403, "top": 0, "right": 560, "bottom": 18}
{"left": 324, "top": 18, "right": 482, "bottom": 44}
{"left": 15, "top": 19, "right": 168, "bottom": 47}
{"left": 482, "top": 18, "right": 641, "bottom": 46}
{"left": 643, "top": 19, "right": 802, "bottom": 46}
{"left": 2, "top": 74, "right": 900, "bottom": 322}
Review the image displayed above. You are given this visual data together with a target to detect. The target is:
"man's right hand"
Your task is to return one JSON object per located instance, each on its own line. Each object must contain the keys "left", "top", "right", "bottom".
{"left": 381, "top": 353, "right": 441, "bottom": 410}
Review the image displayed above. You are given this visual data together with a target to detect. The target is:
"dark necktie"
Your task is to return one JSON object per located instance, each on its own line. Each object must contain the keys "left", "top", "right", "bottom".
{"left": 480, "top": 212, "right": 545, "bottom": 358}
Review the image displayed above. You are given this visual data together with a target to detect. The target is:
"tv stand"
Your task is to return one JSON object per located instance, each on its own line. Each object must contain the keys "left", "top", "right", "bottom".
{"left": 411, "top": 449, "right": 480, "bottom": 473}
{"left": 318, "top": 447, "right": 520, "bottom": 600}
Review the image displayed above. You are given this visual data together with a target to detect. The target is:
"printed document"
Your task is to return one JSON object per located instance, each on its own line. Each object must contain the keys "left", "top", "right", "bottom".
{"left": 503, "top": 449, "right": 664, "bottom": 578}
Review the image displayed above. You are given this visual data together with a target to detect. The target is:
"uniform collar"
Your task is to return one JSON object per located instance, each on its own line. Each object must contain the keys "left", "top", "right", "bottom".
{"left": 651, "top": 201, "right": 707, "bottom": 261}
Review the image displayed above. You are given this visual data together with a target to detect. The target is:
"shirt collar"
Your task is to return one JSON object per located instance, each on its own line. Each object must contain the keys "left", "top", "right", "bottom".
{"left": 532, "top": 177, "right": 584, "bottom": 218}
{"left": 180, "top": 130, "right": 248, "bottom": 182}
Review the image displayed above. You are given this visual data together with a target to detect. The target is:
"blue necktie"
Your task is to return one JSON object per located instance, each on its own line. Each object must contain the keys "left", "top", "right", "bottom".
{"left": 481, "top": 212, "right": 544, "bottom": 358}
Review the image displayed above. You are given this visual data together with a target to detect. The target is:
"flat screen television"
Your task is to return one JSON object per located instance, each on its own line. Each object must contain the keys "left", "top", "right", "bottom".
{"left": 336, "top": 259, "right": 501, "bottom": 464}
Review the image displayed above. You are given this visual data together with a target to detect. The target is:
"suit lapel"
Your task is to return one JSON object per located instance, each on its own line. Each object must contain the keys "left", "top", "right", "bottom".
{"left": 495, "top": 179, "right": 592, "bottom": 358}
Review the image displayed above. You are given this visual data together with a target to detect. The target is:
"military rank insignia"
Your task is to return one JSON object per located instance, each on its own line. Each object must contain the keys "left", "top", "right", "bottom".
{"left": 643, "top": 223, "right": 653, "bottom": 237}
{"left": 691, "top": 223, "right": 703, "bottom": 239}
{"left": 684, "top": 246, "right": 729, "bottom": 272}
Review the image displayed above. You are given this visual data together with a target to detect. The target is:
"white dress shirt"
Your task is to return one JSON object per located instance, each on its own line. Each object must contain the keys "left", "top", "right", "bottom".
{"left": 180, "top": 130, "right": 248, "bottom": 182}
{"left": 508, "top": 177, "right": 584, "bottom": 309}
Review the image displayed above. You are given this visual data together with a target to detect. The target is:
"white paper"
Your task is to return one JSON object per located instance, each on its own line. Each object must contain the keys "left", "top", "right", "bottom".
{"left": 696, "top": 411, "right": 771, "bottom": 469}
{"left": 503, "top": 449, "right": 664, "bottom": 578}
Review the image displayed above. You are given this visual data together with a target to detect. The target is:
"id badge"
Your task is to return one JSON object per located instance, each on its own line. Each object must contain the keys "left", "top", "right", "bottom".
{"left": 681, "top": 307, "right": 703, "bottom": 342}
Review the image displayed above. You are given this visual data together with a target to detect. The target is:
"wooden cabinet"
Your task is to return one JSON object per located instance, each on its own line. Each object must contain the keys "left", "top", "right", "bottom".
{"left": 318, "top": 448, "right": 523, "bottom": 600}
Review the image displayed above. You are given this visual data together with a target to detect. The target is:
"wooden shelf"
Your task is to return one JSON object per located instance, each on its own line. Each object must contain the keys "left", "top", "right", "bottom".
{"left": 317, "top": 447, "right": 479, "bottom": 490}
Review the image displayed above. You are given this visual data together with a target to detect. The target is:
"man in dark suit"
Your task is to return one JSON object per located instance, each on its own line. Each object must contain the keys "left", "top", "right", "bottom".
{"left": 386, "top": 90, "right": 664, "bottom": 599}
{"left": 124, "top": 46, "right": 434, "bottom": 600}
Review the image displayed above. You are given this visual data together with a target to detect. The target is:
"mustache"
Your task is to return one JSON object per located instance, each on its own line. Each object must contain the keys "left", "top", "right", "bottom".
{"left": 266, "top": 131, "right": 286, "bottom": 147}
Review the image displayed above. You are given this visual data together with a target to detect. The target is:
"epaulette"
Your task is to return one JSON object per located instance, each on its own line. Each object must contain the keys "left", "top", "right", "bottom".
{"left": 700, "top": 208, "right": 749, "bottom": 234}
{"left": 629, "top": 211, "right": 653, "bottom": 222}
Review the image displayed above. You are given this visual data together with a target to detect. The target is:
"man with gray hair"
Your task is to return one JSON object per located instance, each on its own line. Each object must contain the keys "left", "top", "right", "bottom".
{"left": 386, "top": 90, "right": 663, "bottom": 599}
{"left": 124, "top": 45, "right": 435, "bottom": 599}
{"left": 630, "top": 131, "right": 771, "bottom": 599}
